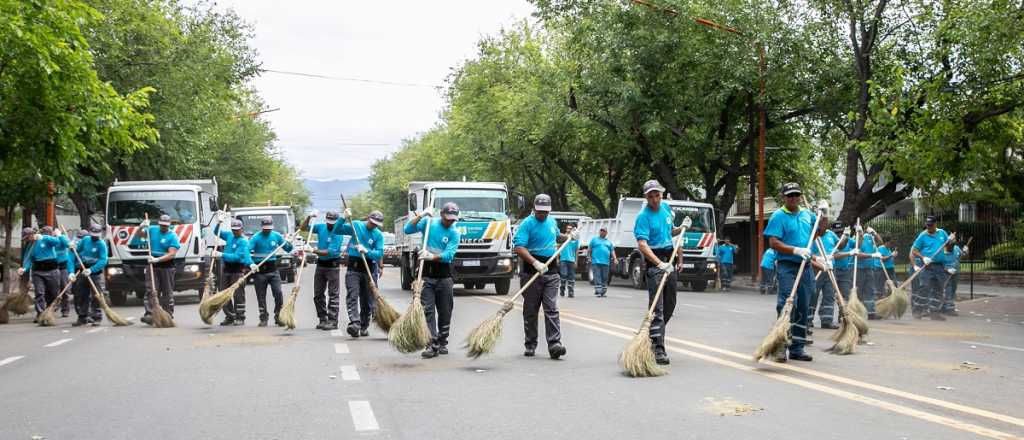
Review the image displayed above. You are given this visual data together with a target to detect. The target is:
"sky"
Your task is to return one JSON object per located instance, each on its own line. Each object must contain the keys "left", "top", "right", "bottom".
{"left": 204, "top": 0, "right": 537, "bottom": 181}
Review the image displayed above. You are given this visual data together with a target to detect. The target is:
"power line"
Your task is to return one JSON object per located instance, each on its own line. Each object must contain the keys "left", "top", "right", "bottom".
{"left": 260, "top": 69, "right": 442, "bottom": 88}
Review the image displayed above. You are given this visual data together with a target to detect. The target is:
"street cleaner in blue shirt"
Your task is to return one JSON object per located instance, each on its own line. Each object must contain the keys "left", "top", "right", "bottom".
{"left": 337, "top": 209, "right": 385, "bottom": 337}
{"left": 212, "top": 217, "right": 253, "bottom": 326}
{"left": 132, "top": 215, "right": 182, "bottom": 324}
{"left": 405, "top": 202, "right": 462, "bottom": 358}
{"left": 301, "top": 210, "right": 348, "bottom": 331}
{"left": 70, "top": 224, "right": 108, "bottom": 326}
{"left": 911, "top": 215, "right": 954, "bottom": 320}
{"left": 941, "top": 238, "right": 966, "bottom": 316}
{"left": 558, "top": 225, "right": 580, "bottom": 298}
{"left": 248, "top": 216, "right": 294, "bottom": 327}
{"left": 19, "top": 227, "right": 73, "bottom": 321}
{"left": 513, "top": 194, "right": 574, "bottom": 360}
{"left": 633, "top": 180, "right": 687, "bottom": 366}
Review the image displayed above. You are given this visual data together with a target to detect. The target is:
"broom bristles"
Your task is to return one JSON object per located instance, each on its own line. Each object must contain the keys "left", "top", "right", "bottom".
{"left": 278, "top": 289, "right": 298, "bottom": 330}
{"left": 847, "top": 289, "right": 867, "bottom": 319}
{"left": 199, "top": 275, "right": 247, "bottom": 324}
{"left": 620, "top": 319, "right": 666, "bottom": 377}
{"left": 890, "top": 283, "right": 910, "bottom": 318}
{"left": 754, "top": 305, "right": 793, "bottom": 362}
{"left": 150, "top": 300, "right": 175, "bottom": 328}
{"left": 388, "top": 295, "right": 431, "bottom": 353}
{"left": 828, "top": 313, "right": 860, "bottom": 355}
{"left": 93, "top": 291, "right": 132, "bottom": 326}
{"left": 464, "top": 311, "right": 507, "bottom": 359}
{"left": 38, "top": 303, "right": 58, "bottom": 327}
{"left": 372, "top": 285, "right": 400, "bottom": 332}
{"left": 875, "top": 294, "right": 896, "bottom": 319}
{"left": 5, "top": 291, "right": 33, "bottom": 316}
{"left": 0, "top": 306, "right": 8, "bottom": 324}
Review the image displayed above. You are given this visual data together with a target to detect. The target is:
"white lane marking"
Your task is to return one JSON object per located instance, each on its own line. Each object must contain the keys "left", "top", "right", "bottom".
{"left": 727, "top": 309, "right": 755, "bottom": 315}
{"left": 330, "top": 330, "right": 345, "bottom": 338}
{"left": 339, "top": 365, "right": 360, "bottom": 381}
{"left": 961, "top": 341, "right": 1024, "bottom": 353}
{"left": 334, "top": 343, "right": 350, "bottom": 354}
{"left": 680, "top": 303, "right": 708, "bottom": 309}
{"left": 0, "top": 356, "right": 25, "bottom": 367}
{"left": 44, "top": 338, "right": 73, "bottom": 348}
{"left": 348, "top": 401, "right": 379, "bottom": 431}
{"left": 86, "top": 327, "right": 106, "bottom": 334}
{"left": 126, "top": 317, "right": 135, "bottom": 321}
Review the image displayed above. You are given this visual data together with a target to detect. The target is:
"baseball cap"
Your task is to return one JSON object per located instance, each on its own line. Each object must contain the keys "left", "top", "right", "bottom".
{"left": 158, "top": 214, "right": 172, "bottom": 226}
{"left": 781, "top": 182, "right": 802, "bottom": 196}
{"left": 643, "top": 179, "right": 665, "bottom": 195}
{"left": 441, "top": 202, "right": 460, "bottom": 221}
{"left": 533, "top": 194, "right": 552, "bottom": 212}
{"left": 925, "top": 215, "right": 937, "bottom": 225}
{"left": 367, "top": 210, "right": 385, "bottom": 227}
{"left": 260, "top": 216, "right": 274, "bottom": 230}
{"left": 230, "top": 219, "right": 243, "bottom": 230}
{"left": 325, "top": 210, "right": 340, "bottom": 224}
{"left": 830, "top": 222, "right": 845, "bottom": 230}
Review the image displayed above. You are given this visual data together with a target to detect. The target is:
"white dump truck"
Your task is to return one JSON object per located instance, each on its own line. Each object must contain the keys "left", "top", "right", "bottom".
{"left": 394, "top": 181, "right": 521, "bottom": 295}
{"left": 576, "top": 197, "right": 718, "bottom": 291}
{"left": 104, "top": 179, "right": 219, "bottom": 305}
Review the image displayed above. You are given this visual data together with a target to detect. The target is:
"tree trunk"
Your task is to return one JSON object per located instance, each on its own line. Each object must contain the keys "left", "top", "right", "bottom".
{"left": 69, "top": 189, "right": 93, "bottom": 228}
{"left": 3, "top": 205, "right": 14, "bottom": 296}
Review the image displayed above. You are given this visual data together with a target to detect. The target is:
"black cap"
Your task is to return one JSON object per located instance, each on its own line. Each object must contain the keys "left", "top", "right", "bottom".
{"left": 830, "top": 222, "right": 844, "bottom": 230}
{"left": 441, "top": 202, "right": 460, "bottom": 221}
{"left": 781, "top": 182, "right": 802, "bottom": 196}
{"left": 367, "top": 210, "right": 385, "bottom": 227}
{"left": 260, "top": 216, "right": 274, "bottom": 229}
{"left": 925, "top": 215, "right": 937, "bottom": 224}
{"left": 533, "top": 194, "right": 552, "bottom": 212}
{"left": 643, "top": 179, "right": 666, "bottom": 195}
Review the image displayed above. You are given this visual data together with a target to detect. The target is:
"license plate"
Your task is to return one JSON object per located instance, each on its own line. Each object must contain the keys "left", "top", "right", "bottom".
{"left": 682, "top": 263, "right": 695, "bottom": 269}
{"left": 462, "top": 260, "right": 481, "bottom": 267}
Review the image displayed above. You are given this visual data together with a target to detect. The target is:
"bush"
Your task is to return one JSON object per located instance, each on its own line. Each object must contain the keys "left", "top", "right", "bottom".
{"left": 985, "top": 242, "right": 1024, "bottom": 270}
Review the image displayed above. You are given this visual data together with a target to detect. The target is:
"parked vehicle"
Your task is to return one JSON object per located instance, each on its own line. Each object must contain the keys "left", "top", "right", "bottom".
{"left": 382, "top": 232, "right": 400, "bottom": 267}
{"left": 576, "top": 197, "right": 718, "bottom": 291}
{"left": 232, "top": 206, "right": 298, "bottom": 283}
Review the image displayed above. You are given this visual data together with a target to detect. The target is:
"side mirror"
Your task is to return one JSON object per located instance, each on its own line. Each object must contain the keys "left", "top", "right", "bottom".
{"left": 408, "top": 193, "right": 417, "bottom": 212}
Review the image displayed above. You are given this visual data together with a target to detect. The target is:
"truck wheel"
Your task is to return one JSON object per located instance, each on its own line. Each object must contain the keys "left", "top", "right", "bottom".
{"left": 630, "top": 259, "right": 646, "bottom": 290}
{"left": 110, "top": 291, "right": 128, "bottom": 306}
{"left": 400, "top": 256, "right": 412, "bottom": 291}
{"left": 494, "top": 279, "right": 510, "bottom": 295}
{"left": 691, "top": 280, "right": 708, "bottom": 292}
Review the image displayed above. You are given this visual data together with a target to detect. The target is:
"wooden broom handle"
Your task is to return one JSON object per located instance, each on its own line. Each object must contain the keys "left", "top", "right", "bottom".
{"left": 61, "top": 226, "right": 105, "bottom": 302}
{"left": 291, "top": 219, "right": 317, "bottom": 289}
{"left": 644, "top": 225, "right": 687, "bottom": 318}
{"left": 778, "top": 206, "right": 825, "bottom": 307}
{"left": 896, "top": 233, "right": 958, "bottom": 290}
{"left": 500, "top": 237, "right": 577, "bottom": 309}
{"left": 340, "top": 194, "right": 382, "bottom": 291}
{"left": 814, "top": 237, "right": 848, "bottom": 309}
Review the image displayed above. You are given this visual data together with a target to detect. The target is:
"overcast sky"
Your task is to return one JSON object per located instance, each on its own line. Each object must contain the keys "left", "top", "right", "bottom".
{"left": 204, "top": 1, "right": 536, "bottom": 181}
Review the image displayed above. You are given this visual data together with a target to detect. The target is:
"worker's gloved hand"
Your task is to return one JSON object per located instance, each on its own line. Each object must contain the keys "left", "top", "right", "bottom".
{"left": 657, "top": 261, "right": 673, "bottom": 271}
{"left": 568, "top": 229, "right": 579, "bottom": 241}
{"left": 419, "top": 207, "right": 434, "bottom": 217}
{"left": 139, "top": 219, "right": 150, "bottom": 228}
{"left": 843, "top": 227, "right": 851, "bottom": 236}
{"left": 823, "top": 256, "right": 834, "bottom": 271}
{"left": 309, "top": 209, "right": 320, "bottom": 218}
{"left": 68, "top": 273, "right": 76, "bottom": 282}
{"left": 892, "top": 250, "right": 899, "bottom": 257}
{"left": 922, "top": 257, "right": 932, "bottom": 266}
{"left": 211, "top": 250, "right": 223, "bottom": 258}
{"left": 148, "top": 256, "right": 160, "bottom": 264}
{"left": 17, "top": 268, "right": 25, "bottom": 276}
{"left": 341, "top": 208, "right": 352, "bottom": 219}
{"left": 247, "top": 263, "right": 258, "bottom": 272}
{"left": 82, "top": 268, "right": 91, "bottom": 276}
{"left": 866, "top": 226, "right": 875, "bottom": 234}
{"left": 355, "top": 244, "right": 368, "bottom": 254}
{"left": 33, "top": 233, "right": 43, "bottom": 241}
{"left": 947, "top": 268, "right": 957, "bottom": 275}
{"left": 962, "top": 246, "right": 969, "bottom": 254}
{"left": 419, "top": 249, "right": 436, "bottom": 261}
{"left": 532, "top": 260, "right": 548, "bottom": 273}
{"left": 855, "top": 224, "right": 863, "bottom": 234}
{"left": 68, "top": 241, "right": 76, "bottom": 250}
{"left": 793, "top": 247, "right": 812, "bottom": 260}
{"left": 872, "top": 252, "right": 882, "bottom": 259}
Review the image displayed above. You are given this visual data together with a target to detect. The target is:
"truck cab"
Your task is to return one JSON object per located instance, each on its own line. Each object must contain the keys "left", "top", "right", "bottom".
{"left": 395, "top": 181, "right": 518, "bottom": 295}
{"left": 231, "top": 206, "right": 298, "bottom": 283}
{"left": 104, "top": 179, "right": 218, "bottom": 305}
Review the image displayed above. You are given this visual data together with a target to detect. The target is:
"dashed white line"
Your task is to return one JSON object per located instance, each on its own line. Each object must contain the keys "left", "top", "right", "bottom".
{"left": 126, "top": 317, "right": 136, "bottom": 321}
{"left": 681, "top": 303, "right": 708, "bottom": 309}
{"left": 348, "top": 401, "right": 379, "bottom": 431}
{"left": 44, "top": 338, "right": 73, "bottom": 348}
{"left": 0, "top": 356, "right": 25, "bottom": 367}
{"left": 339, "top": 365, "right": 360, "bottom": 381}
{"left": 334, "top": 343, "right": 350, "bottom": 354}
{"left": 727, "top": 309, "right": 755, "bottom": 315}
{"left": 961, "top": 341, "right": 1024, "bottom": 353}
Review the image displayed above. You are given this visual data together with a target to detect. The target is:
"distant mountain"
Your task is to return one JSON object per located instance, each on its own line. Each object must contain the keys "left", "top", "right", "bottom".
{"left": 304, "top": 178, "right": 370, "bottom": 211}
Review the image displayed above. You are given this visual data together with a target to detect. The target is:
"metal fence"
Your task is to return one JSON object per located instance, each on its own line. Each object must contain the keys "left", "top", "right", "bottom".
{"left": 870, "top": 207, "right": 1022, "bottom": 270}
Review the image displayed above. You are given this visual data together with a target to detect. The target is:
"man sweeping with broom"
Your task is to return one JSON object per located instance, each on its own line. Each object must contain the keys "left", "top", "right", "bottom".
{"left": 763, "top": 183, "right": 818, "bottom": 362}
{"left": 70, "top": 224, "right": 108, "bottom": 327}
{"left": 211, "top": 218, "right": 253, "bottom": 326}
{"left": 132, "top": 215, "right": 182, "bottom": 324}
{"left": 338, "top": 209, "right": 386, "bottom": 337}
{"left": 514, "top": 194, "right": 573, "bottom": 360}
{"left": 911, "top": 215, "right": 950, "bottom": 320}
{"left": 404, "top": 202, "right": 461, "bottom": 358}
{"left": 301, "top": 210, "right": 347, "bottom": 331}
{"left": 18, "top": 228, "right": 73, "bottom": 323}
{"left": 249, "top": 216, "right": 294, "bottom": 327}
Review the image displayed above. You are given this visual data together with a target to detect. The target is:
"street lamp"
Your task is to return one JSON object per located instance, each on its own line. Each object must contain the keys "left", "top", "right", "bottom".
{"left": 631, "top": 0, "right": 768, "bottom": 284}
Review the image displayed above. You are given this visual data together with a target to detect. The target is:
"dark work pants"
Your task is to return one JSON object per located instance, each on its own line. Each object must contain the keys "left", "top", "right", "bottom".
{"left": 222, "top": 271, "right": 247, "bottom": 321}
{"left": 345, "top": 269, "right": 374, "bottom": 330}
{"left": 775, "top": 261, "right": 812, "bottom": 354}
{"left": 73, "top": 272, "right": 103, "bottom": 321}
{"left": 759, "top": 266, "right": 777, "bottom": 296}
{"left": 857, "top": 267, "right": 878, "bottom": 314}
{"left": 558, "top": 262, "right": 575, "bottom": 296}
{"left": 420, "top": 277, "right": 454, "bottom": 347}
{"left": 942, "top": 271, "right": 959, "bottom": 313}
{"left": 721, "top": 263, "right": 734, "bottom": 287}
{"left": 521, "top": 272, "right": 562, "bottom": 349}
{"left": 144, "top": 266, "right": 176, "bottom": 315}
{"left": 32, "top": 269, "right": 61, "bottom": 314}
{"left": 646, "top": 266, "right": 677, "bottom": 350}
{"left": 254, "top": 270, "right": 283, "bottom": 322}
{"left": 810, "top": 270, "right": 836, "bottom": 325}
{"left": 313, "top": 265, "right": 341, "bottom": 322}
{"left": 592, "top": 264, "right": 610, "bottom": 296}
{"left": 59, "top": 267, "right": 70, "bottom": 314}
{"left": 919, "top": 264, "right": 946, "bottom": 314}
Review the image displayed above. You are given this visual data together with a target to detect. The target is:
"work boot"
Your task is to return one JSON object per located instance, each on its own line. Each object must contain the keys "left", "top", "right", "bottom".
{"left": 943, "top": 310, "right": 959, "bottom": 316}
{"left": 258, "top": 319, "right": 268, "bottom": 327}
{"left": 559, "top": 289, "right": 565, "bottom": 297}
{"left": 548, "top": 343, "right": 566, "bottom": 360}
{"left": 233, "top": 320, "right": 245, "bottom": 326}
{"left": 275, "top": 319, "right": 284, "bottom": 327}
{"left": 524, "top": 347, "right": 536, "bottom": 357}
{"left": 773, "top": 346, "right": 787, "bottom": 363}
{"left": 421, "top": 346, "right": 439, "bottom": 359}
{"left": 913, "top": 310, "right": 924, "bottom": 319}
{"left": 346, "top": 323, "right": 360, "bottom": 337}
{"left": 789, "top": 351, "right": 813, "bottom": 362}
{"left": 61, "top": 311, "right": 69, "bottom": 318}
{"left": 72, "top": 317, "right": 87, "bottom": 327}
{"left": 930, "top": 312, "right": 946, "bottom": 321}
{"left": 360, "top": 328, "right": 369, "bottom": 337}
{"left": 327, "top": 320, "right": 338, "bottom": 330}
{"left": 807, "top": 327, "right": 814, "bottom": 336}
{"left": 89, "top": 318, "right": 100, "bottom": 327}
{"left": 220, "top": 318, "right": 235, "bottom": 326}
{"left": 438, "top": 345, "right": 449, "bottom": 355}
{"left": 316, "top": 319, "right": 328, "bottom": 330}
{"left": 568, "top": 291, "right": 574, "bottom": 298}
{"left": 140, "top": 314, "right": 153, "bottom": 325}
{"left": 654, "top": 347, "right": 670, "bottom": 365}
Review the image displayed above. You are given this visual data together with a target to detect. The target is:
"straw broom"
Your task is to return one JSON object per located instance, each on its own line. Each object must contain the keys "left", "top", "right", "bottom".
{"left": 137, "top": 215, "right": 175, "bottom": 328}
{"left": 464, "top": 236, "right": 577, "bottom": 359}
{"left": 887, "top": 232, "right": 958, "bottom": 298}
{"left": 62, "top": 226, "right": 132, "bottom": 326}
{"left": 199, "top": 205, "right": 229, "bottom": 305}
{"left": 37, "top": 278, "right": 75, "bottom": 327}
{"left": 278, "top": 222, "right": 316, "bottom": 330}
{"left": 753, "top": 203, "right": 825, "bottom": 363}
{"left": 620, "top": 218, "right": 690, "bottom": 377}
{"left": 199, "top": 239, "right": 291, "bottom": 324}
{"left": 341, "top": 194, "right": 400, "bottom": 332}
{"left": 388, "top": 194, "right": 439, "bottom": 353}
{"left": 809, "top": 230, "right": 868, "bottom": 338}
{"left": 874, "top": 259, "right": 908, "bottom": 319}
{"left": 5, "top": 240, "right": 38, "bottom": 316}
{"left": 846, "top": 219, "right": 868, "bottom": 320}
{"left": 813, "top": 238, "right": 862, "bottom": 354}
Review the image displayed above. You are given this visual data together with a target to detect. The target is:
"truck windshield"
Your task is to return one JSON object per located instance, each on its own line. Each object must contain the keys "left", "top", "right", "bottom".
{"left": 669, "top": 205, "right": 715, "bottom": 233}
{"left": 108, "top": 190, "right": 198, "bottom": 225}
{"left": 432, "top": 189, "right": 508, "bottom": 221}
{"left": 238, "top": 214, "right": 290, "bottom": 235}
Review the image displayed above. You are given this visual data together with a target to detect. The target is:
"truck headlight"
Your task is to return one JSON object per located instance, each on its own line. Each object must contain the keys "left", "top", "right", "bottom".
{"left": 184, "top": 264, "right": 200, "bottom": 273}
{"left": 497, "top": 258, "right": 511, "bottom": 267}
{"left": 107, "top": 267, "right": 123, "bottom": 276}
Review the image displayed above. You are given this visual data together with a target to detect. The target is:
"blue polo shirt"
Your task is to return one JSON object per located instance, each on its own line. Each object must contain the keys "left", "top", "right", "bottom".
{"left": 559, "top": 239, "right": 579, "bottom": 264}
{"left": 130, "top": 226, "right": 181, "bottom": 258}
{"left": 513, "top": 214, "right": 560, "bottom": 258}
{"left": 589, "top": 236, "right": 614, "bottom": 265}
{"left": 23, "top": 235, "right": 73, "bottom": 271}
{"left": 337, "top": 220, "right": 383, "bottom": 261}
{"left": 813, "top": 230, "right": 839, "bottom": 257}
{"left": 833, "top": 238, "right": 854, "bottom": 269}
{"left": 879, "top": 245, "right": 895, "bottom": 269}
{"left": 634, "top": 201, "right": 675, "bottom": 249}
{"left": 912, "top": 229, "right": 949, "bottom": 265}
{"left": 311, "top": 222, "right": 346, "bottom": 261}
{"left": 718, "top": 244, "right": 736, "bottom": 265}
{"left": 216, "top": 230, "right": 254, "bottom": 266}
{"left": 404, "top": 218, "right": 461, "bottom": 263}
{"left": 859, "top": 234, "right": 881, "bottom": 269}
{"left": 944, "top": 245, "right": 962, "bottom": 271}
{"left": 760, "top": 249, "right": 777, "bottom": 269}
{"left": 74, "top": 236, "right": 108, "bottom": 272}
{"left": 763, "top": 207, "right": 816, "bottom": 264}
{"left": 248, "top": 230, "right": 292, "bottom": 262}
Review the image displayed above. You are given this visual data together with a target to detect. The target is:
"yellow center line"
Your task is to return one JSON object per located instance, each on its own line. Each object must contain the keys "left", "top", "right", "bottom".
{"left": 473, "top": 296, "right": 1024, "bottom": 439}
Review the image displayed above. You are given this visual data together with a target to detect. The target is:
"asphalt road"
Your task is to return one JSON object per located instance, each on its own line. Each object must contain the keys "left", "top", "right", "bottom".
{"left": 1, "top": 267, "right": 1022, "bottom": 440}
